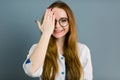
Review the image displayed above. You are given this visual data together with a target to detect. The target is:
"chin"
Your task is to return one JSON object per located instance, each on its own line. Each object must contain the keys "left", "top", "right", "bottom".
{"left": 53, "top": 35, "right": 62, "bottom": 39}
{"left": 52, "top": 34, "right": 65, "bottom": 39}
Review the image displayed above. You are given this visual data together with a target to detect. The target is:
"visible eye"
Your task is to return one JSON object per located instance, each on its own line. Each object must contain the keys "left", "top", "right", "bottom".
{"left": 60, "top": 18, "right": 68, "bottom": 23}
{"left": 61, "top": 19, "right": 67, "bottom": 22}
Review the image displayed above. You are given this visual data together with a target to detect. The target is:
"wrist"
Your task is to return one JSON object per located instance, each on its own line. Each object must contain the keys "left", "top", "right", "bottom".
{"left": 42, "top": 32, "right": 52, "bottom": 38}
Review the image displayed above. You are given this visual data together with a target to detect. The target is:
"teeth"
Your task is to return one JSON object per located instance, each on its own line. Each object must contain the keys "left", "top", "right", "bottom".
{"left": 55, "top": 30, "right": 62, "bottom": 33}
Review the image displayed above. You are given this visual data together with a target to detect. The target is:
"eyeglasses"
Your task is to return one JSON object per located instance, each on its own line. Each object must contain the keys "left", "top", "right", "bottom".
{"left": 55, "top": 18, "right": 69, "bottom": 27}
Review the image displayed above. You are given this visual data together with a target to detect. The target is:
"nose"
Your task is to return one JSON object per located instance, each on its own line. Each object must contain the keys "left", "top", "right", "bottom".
{"left": 55, "top": 20, "right": 61, "bottom": 28}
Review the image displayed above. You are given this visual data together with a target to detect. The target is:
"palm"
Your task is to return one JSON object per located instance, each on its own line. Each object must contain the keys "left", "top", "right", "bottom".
{"left": 35, "top": 9, "right": 55, "bottom": 35}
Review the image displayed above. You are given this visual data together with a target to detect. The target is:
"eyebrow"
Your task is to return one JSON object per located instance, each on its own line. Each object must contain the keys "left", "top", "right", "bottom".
{"left": 55, "top": 17, "right": 68, "bottom": 20}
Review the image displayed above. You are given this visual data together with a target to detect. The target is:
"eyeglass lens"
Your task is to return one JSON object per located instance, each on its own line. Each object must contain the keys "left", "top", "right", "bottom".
{"left": 55, "top": 18, "right": 68, "bottom": 27}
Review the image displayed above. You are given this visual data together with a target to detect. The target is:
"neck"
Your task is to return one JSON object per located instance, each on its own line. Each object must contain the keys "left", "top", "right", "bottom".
{"left": 56, "top": 38, "right": 65, "bottom": 54}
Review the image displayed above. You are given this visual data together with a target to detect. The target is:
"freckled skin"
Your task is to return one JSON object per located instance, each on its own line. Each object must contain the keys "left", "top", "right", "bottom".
{"left": 52, "top": 8, "right": 69, "bottom": 39}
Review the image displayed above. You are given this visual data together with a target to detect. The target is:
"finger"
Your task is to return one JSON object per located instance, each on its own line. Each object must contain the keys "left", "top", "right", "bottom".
{"left": 49, "top": 10, "right": 53, "bottom": 21}
{"left": 35, "top": 20, "right": 43, "bottom": 32}
{"left": 43, "top": 9, "right": 49, "bottom": 23}
{"left": 35, "top": 20, "right": 41, "bottom": 27}
{"left": 46, "top": 9, "right": 52, "bottom": 21}
{"left": 52, "top": 13, "right": 55, "bottom": 28}
{"left": 51, "top": 11, "right": 55, "bottom": 23}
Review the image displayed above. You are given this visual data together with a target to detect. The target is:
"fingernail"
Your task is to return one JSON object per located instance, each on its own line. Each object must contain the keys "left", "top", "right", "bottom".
{"left": 47, "top": 7, "right": 52, "bottom": 10}
{"left": 35, "top": 20, "right": 37, "bottom": 23}
{"left": 50, "top": 8, "right": 52, "bottom": 11}
{"left": 47, "top": 7, "right": 50, "bottom": 9}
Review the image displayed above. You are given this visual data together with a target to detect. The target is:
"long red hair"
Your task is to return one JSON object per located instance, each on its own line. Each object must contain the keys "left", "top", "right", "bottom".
{"left": 42, "top": 1, "right": 83, "bottom": 80}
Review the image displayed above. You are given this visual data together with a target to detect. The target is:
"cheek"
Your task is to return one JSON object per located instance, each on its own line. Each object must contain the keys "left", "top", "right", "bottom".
{"left": 65, "top": 26, "right": 69, "bottom": 32}
{"left": 62, "top": 27, "right": 69, "bottom": 36}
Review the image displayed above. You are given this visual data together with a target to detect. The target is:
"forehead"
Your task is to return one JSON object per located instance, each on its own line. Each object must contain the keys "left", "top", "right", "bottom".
{"left": 52, "top": 7, "right": 68, "bottom": 19}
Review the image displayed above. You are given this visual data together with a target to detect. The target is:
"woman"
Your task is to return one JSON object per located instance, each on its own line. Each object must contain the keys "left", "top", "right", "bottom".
{"left": 23, "top": 1, "right": 93, "bottom": 80}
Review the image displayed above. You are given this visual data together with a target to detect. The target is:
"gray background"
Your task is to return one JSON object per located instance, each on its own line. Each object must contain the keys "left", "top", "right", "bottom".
{"left": 0, "top": 0, "right": 120, "bottom": 80}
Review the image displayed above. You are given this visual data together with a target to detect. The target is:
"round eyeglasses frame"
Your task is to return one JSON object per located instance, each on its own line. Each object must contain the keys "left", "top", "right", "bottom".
{"left": 55, "top": 17, "right": 69, "bottom": 27}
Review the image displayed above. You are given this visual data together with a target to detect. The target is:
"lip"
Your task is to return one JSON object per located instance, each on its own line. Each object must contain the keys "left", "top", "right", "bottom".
{"left": 54, "top": 30, "right": 63, "bottom": 34}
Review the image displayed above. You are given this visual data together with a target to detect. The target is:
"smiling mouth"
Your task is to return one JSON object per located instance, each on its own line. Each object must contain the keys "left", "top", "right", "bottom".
{"left": 54, "top": 30, "right": 63, "bottom": 33}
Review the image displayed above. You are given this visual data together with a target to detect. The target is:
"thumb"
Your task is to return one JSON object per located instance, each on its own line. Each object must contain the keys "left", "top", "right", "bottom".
{"left": 35, "top": 20, "right": 43, "bottom": 32}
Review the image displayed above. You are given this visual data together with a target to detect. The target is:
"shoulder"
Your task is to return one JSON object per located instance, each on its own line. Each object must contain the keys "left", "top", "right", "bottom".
{"left": 77, "top": 42, "right": 90, "bottom": 56}
{"left": 77, "top": 42, "right": 93, "bottom": 79}
{"left": 28, "top": 43, "right": 38, "bottom": 56}
{"left": 31, "top": 43, "right": 38, "bottom": 48}
{"left": 77, "top": 42, "right": 91, "bottom": 66}
{"left": 29, "top": 43, "right": 38, "bottom": 50}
